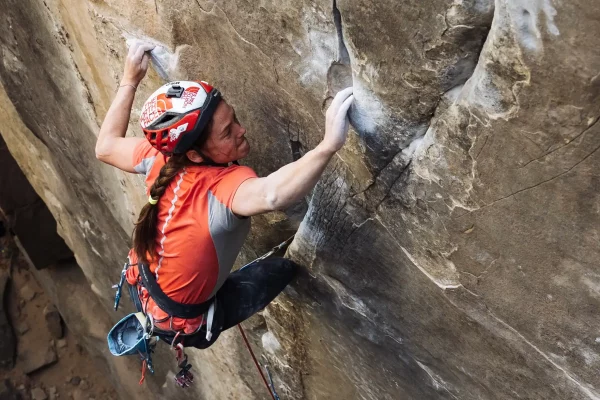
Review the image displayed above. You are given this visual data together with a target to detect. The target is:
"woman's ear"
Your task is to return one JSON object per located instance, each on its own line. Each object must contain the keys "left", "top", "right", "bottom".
{"left": 185, "top": 149, "right": 204, "bottom": 163}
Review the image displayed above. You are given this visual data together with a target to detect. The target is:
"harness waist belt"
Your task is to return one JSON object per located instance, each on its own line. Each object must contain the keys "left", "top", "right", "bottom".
{"left": 139, "top": 263, "right": 213, "bottom": 319}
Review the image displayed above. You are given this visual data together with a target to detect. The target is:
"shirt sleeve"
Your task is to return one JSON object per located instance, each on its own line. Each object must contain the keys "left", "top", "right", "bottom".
{"left": 210, "top": 165, "right": 258, "bottom": 208}
{"left": 132, "top": 140, "right": 159, "bottom": 176}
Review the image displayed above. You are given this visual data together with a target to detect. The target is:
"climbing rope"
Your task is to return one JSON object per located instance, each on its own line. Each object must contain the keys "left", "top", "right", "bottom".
{"left": 239, "top": 235, "right": 295, "bottom": 271}
{"left": 237, "top": 324, "right": 277, "bottom": 400}
{"left": 235, "top": 236, "right": 293, "bottom": 398}
{"left": 234, "top": 235, "right": 293, "bottom": 398}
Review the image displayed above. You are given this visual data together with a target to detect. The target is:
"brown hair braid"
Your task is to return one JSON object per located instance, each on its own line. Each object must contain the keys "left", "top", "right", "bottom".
{"left": 132, "top": 115, "right": 216, "bottom": 264}
{"left": 133, "top": 154, "right": 190, "bottom": 264}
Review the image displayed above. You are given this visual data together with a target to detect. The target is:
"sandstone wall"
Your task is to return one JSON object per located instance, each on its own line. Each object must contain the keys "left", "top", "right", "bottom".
{"left": 0, "top": 0, "right": 598, "bottom": 399}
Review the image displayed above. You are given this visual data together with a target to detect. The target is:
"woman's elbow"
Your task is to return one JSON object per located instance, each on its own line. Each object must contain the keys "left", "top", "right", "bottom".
{"left": 95, "top": 140, "right": 111, "bottom": 162}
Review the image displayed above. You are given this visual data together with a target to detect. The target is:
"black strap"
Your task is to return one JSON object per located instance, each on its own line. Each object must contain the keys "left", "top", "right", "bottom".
{"left": 138, "top": 263, "right": 213, "bottom": 319}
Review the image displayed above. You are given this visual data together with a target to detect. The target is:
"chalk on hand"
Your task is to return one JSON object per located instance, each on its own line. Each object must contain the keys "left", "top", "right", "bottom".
{"left": 124, "top": 36, "right": 175, "bottom": 81}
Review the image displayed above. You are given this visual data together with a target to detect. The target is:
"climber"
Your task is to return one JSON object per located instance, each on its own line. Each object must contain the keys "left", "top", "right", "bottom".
{"left": 96, "top": 41, "right": 354, "bottom": 350}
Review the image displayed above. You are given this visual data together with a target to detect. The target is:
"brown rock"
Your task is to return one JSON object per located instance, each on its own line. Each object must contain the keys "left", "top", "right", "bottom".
{"left": 69, "top": 377, "right": 80, "bottom": 387}
{"left": 70, "top": 388, "right": 85, "bottom": 400}
{"left": 43, "top": 304, "right": 63, "bottom": 339}
{"left": 19, "top": 284, "right": 36, "bottom": 301}
{"left": 18, "top": 342, "right": 57, "bottom": 374}
{"left": 47, "top": 386, "right": 57, "bottom": 400}
{"left": 31, "top": 387, "right": 47, "bottom": 400}
{"left": 15, "top": 322, "right": 29, "bottom": 335}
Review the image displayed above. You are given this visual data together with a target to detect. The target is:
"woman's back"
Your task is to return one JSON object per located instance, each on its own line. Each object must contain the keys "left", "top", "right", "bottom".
{"left": 126, "top": 140, "right": 257, "bottom": 332}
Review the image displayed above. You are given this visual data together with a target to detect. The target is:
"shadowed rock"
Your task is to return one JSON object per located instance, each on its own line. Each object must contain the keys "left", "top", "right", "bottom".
{"left": 0, "top": 272, "right": 16, "bottom": 370}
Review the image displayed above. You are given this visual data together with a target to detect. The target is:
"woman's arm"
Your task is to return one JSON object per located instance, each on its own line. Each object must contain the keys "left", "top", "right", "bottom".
{"left": 232, "top": 88, "right": 354, "bottom": 216}
{"left": 95, "top": 41, "right": 155, "bottom": 172}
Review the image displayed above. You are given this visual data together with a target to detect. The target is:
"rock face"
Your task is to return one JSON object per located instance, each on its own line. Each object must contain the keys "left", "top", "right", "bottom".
{"left": 0, "top": 135, "right": 73, "bottom": 270}
{"left": 0, "top": 0, "right": 599, "bottom": 399}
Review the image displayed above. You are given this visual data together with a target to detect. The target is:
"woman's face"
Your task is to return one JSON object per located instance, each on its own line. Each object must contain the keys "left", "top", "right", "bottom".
{"left": 199, "top": 101, "right": 250, "bottom": 164}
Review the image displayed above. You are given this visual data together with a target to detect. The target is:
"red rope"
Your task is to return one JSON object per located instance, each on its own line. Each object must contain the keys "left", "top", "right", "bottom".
{"left": 237, "top": 324, "right": 275, "bottom": 400}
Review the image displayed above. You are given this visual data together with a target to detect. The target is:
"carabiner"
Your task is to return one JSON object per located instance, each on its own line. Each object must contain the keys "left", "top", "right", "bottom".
{"left": 113, "top": 263, "right": 128, "bottom": 311}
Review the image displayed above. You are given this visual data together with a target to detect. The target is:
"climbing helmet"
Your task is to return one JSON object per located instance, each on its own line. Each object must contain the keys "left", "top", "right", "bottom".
{"left": 139, "top": 81, "right": 221, "bottom": 155}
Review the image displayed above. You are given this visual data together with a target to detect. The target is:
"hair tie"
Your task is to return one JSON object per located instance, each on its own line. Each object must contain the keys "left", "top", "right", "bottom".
{"left": 148, "top": 196, "right": 158, "bottom": 205}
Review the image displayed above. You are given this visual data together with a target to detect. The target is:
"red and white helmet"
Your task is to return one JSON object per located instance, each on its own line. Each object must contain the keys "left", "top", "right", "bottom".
{"left": 139, "top": 81, "right": 221, "bottom": 155}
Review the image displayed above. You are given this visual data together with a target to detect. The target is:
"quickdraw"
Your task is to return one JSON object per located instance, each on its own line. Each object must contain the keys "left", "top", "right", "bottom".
{"left": 171, "top": 333, "right": 194, "bottom": 388}
{"left": 112, "top": 263, "right": 128, "bottom": 311}
{"left": 173, "top": 343, "right": 193, "bottom": 388}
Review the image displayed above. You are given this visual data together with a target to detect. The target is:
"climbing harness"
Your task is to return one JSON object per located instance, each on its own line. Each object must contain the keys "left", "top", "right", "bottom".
{"left": 109, "top": 261, "right": 213, "bottom": 388}
{"left": 107, "top": 234, "right": 294, "bottom": 391}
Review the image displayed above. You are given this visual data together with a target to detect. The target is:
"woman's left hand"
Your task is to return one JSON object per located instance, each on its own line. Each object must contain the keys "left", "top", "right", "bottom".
{"left": 121, "top": 40, "right": 155, "bottom": 87}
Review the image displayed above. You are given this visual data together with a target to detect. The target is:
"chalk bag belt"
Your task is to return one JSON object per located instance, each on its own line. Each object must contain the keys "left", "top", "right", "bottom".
{"left": 138, "top": 263, "right": 213, "bottom": 320}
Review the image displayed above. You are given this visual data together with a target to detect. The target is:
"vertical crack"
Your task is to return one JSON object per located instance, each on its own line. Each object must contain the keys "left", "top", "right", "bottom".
{"left": 288, "top": 122, "right": 303, "bottom": 161}
{"left": 327, "top": 1, "right": 353, "bottom": 93}
{"left": 333, "top": 0, "right": 350, "bottom": 66}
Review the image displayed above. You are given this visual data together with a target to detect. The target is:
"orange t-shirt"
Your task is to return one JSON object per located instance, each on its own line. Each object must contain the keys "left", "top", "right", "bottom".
{"left": 126, "top": 140, "right": 257, "bottom": 332}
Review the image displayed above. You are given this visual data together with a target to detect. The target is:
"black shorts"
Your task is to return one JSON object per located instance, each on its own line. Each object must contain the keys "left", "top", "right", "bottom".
{"left": 129, "top": 257, "right": 298, "bottom": 349}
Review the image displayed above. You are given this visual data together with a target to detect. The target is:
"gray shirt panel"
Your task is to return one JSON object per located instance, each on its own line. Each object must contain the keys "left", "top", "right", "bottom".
{"left": 207, "top": 191, "right": 251, "bottom": 296}
{"left": 134, "top": 155, "right": 157, "bottom": 176}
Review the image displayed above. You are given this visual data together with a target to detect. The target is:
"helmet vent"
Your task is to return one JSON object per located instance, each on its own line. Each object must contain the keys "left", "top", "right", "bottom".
{"left": 152, "top": 112, "right": 184, "bottom": 129}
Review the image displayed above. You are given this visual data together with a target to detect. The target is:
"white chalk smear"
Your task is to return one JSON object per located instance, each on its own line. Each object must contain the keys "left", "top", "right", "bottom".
{"left": 261, "top": 331, "right": 282, "bottom": 354}
{"left": 512, "top": 0, "right": 560, "bottom": 52}
{"left": 123, "top": 33, "right": 179, "bottom": 81}
{"left": 322, "top": 275, "right": 370, "bottom": 318}
{"left": 416, "top": 360, "right": 451, "bottom": 392}
{"left": 350, "top": 79, "right": 386, "bottom": 136}
{"left": 400, "top": 246, "right": 461, "bottom": 290}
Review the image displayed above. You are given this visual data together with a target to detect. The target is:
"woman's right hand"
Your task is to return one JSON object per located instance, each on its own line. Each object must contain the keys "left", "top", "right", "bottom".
{"left": 121, "top": 41, "right": 155, "bottom": 87}
{"left": 322, "top": 87, "right": 354, "bottom": 153}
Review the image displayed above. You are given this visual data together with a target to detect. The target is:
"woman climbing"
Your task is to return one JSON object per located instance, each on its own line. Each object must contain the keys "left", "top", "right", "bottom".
{"left": 96, "top": 41, "right": 354, "bottom": 350}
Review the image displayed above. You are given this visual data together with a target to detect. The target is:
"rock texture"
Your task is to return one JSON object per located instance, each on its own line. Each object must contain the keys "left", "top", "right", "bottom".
{"left": 0, "top": 0, "right": 599, "bottom": 399}
{"left": 0, "top": 271, "right": 16, "bottom": 370}
{"left": 0, "top": 135, "right": 74, "bottom": 270}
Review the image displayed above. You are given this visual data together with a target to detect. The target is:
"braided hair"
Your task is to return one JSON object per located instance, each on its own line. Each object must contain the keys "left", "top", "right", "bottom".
{"left": 133, "top": 120, "right": 214, "bottom": 264}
